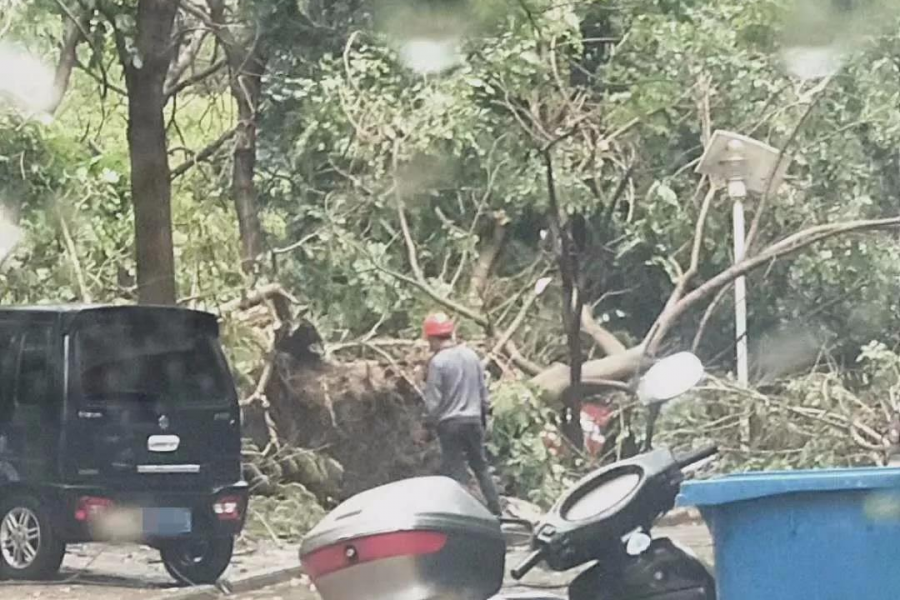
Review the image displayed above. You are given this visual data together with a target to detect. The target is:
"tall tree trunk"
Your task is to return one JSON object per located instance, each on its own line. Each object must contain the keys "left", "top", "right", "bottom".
{"left": 543, "top": 150, "right": 585, "bottom": 449}
{"left": 230, "top": 50, "right": 266, "bottom": 272}
{"left": 208, "top": 0, "right": 267, "bottom": 274}
{"left": 113, "top": 0, "right": 178, "bottom": 304}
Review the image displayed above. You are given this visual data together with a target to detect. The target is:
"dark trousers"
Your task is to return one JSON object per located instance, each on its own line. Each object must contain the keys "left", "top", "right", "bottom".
{"left": 437, "top": 419, "right": 502, "bottom": 515}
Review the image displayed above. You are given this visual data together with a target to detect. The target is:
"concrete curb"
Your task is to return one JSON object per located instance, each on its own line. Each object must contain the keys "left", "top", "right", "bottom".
{"left": 152, "top": 565, "right": 305, "bottom": 600}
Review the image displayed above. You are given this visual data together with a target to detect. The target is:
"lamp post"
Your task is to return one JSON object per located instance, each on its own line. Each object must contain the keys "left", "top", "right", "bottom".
{"left": 696, "top": 131, "right": 791, "bottom": 388}
{"left": 722, "top": 140, "right": 749, "bottom": 386}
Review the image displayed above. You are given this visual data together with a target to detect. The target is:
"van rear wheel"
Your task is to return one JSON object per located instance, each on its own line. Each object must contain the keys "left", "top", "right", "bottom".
{"left": 0, "top": 495, "right": 66, "bottom": 580}
{"left": 160, "top": 536, "right": 234, "bottom": 586}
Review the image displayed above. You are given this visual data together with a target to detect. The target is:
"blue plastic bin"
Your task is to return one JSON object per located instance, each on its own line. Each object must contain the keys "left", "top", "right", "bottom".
{"left": 677, "top": 467, "right": 900, "bottom": 600}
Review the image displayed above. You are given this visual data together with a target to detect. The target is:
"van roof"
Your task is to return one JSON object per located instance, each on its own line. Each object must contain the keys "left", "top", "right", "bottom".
{"left": 0, "top": 304, "right": 106, "bottom": 313}
{"left": 0, "top": 304, "right": 219, "bottom": 333}
{"left": 0, "top": 303, "right": 214, "bottom": 314}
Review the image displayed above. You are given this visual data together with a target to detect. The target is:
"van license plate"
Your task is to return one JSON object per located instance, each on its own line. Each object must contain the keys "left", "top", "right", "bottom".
{"left": 142, "top": 508, "right": 192, "bottom": 535}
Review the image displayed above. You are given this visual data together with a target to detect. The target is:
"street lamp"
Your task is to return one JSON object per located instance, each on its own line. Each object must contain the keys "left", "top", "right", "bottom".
{"left": 696, "top": 130, "right": 791, "bottom": 386}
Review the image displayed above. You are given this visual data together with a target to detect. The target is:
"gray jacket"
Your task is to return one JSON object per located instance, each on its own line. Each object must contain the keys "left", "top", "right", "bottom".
{"left": 423, "top": 344, "right": 489, "bottom": 424}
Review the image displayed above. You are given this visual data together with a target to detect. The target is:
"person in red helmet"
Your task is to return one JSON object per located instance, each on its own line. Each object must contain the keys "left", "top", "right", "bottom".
{"left": 421, "top": 312, "right": 502, "bottom": 515}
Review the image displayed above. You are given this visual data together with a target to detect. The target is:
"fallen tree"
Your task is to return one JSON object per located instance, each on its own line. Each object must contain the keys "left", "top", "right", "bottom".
{"left": 223, "top": 46, "right": 900, "bottom": 500}
{"left": 225, "top": 205, "right": 900, "bottom": 502}
{"left": 376, "top": 170, "right": 900, "bottom": 404}
{"left": 362, "top": 67, "right": 900, "bottom": 411}
{"left": 528, "top": 214, "right": 900, "bottom": 402}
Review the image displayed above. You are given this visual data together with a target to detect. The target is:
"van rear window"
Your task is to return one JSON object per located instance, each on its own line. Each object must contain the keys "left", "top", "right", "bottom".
{"left": 74, "top": 323, "right": 232, "bottom": 405}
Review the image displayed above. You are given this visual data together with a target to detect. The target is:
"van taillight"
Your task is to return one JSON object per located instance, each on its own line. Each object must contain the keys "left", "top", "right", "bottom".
{"left": 301, "top": 531, "right": 448, "bottom": 580}
{"left": 75, "top": 496, "right": 114, "bottom": 521}
{"left": 213, "top": 495, "right": 243, "bottom": 521}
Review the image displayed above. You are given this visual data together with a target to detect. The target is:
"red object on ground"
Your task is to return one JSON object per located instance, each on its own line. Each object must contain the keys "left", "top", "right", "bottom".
{"left": 581, "top": 403, "right": 613, "bottom": 456}
{"left": 539, "top": 403, "right": 613, "bottom": 457}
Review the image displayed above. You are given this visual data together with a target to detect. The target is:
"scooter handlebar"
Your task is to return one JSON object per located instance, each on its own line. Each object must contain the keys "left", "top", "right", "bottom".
{"left": 675, "top": 444, "right": 718, "bottom": 470}
{"left": 510, "top": 548, "right": 544, "bottom": 580}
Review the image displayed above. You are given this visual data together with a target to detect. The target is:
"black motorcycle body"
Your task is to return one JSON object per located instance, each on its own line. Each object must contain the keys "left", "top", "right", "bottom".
{"left": 503, "top": 446, "right": 717, "bottom": 600}
{"left": 566, "top": 538, "right": 715, "bottom": 600}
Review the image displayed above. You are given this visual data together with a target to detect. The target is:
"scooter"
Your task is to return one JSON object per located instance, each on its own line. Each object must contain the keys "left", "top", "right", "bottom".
{"left": 299, "top": 351, "right": 716, "bottom": 600}
{"left": 501, "top": 446, "right": 716, "bottom": 600}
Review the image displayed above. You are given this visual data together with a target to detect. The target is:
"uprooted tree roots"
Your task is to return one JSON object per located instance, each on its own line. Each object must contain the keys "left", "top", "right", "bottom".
{"left": 259, "top": 353, "right": 443, "bottom": 498}
{"left": 225, "top": 287, "right": 451, "bottom": 539}
{"left": 237, "top": 311, "right": 445, "bottom": 498}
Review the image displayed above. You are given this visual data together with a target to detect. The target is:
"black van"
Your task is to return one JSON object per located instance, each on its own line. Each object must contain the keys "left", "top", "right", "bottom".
{"left": 0, "top": 305, "right": 248, "bottom": 585}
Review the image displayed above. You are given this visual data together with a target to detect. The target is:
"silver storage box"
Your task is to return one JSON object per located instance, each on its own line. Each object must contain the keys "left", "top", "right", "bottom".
{"left": 300, "top": 476, "right": 505, "bottom": 600}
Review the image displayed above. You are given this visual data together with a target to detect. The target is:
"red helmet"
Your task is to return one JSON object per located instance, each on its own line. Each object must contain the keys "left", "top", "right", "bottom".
{"left": 423, "top": 312, "right": 455, "bottom": 338}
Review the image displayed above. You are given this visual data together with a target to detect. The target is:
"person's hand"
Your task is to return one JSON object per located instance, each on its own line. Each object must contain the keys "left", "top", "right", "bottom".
{"left": 483, "top": 419, "right": 494, "bottom": 442}
{"left": 482, "top": 406, "right": 493, "bottom": 430}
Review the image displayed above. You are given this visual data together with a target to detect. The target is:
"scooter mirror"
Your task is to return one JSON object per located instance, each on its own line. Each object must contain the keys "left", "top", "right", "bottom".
{"left": 636, "top": 352, "right": 704, "bottom": 406}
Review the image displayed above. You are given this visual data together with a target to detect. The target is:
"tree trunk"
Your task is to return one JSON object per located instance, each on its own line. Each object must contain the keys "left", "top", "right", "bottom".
{"left": 531, "top": 346, "right": 645, "bottom": 403}
{"left": 49, "top": 7, "right": 93, "bottom": 114}
{"left": 581, "top": 306, "right": 628, "bottom": 356}
{"left": 543, "top": 150, "right": 585, "bottom": 448}
{"left": 207, "top": 0, "right": 267, "bottom": 273}
{"left": 116, "top": 0, "right": 178, "bottom": 304}
{"left": 230, "top": 51, "right": 267, "bottom": 272}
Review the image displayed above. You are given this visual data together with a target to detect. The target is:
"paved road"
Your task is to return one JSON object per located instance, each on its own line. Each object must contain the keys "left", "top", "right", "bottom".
{"left": 223, "top": 522, "right": 715, "bottom": 600}
{"left": 0, "top": 539, "right": 297, "bottom": 600}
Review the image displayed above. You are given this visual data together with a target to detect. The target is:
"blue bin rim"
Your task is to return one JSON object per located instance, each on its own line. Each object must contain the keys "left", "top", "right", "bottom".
{"left": 676, "top": 466, "right": 900, "bottom": 507}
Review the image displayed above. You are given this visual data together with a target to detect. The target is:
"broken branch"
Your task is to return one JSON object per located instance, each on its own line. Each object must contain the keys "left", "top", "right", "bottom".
{"left": 370, "top": 259, "right": 489, "bottom": 327}
{"left": 222, "top": 283, "right": 297, "bottom": 314}
{"left": 396, "top": 201, "right": 426, "bottom": 283}
{"left": 580, "top": 306, "right": 627, "bottom": 357}
{"left": 164, "top": 27, "right": 211, "bottom": 96}
{"left": 484, "top": 290, "right": 541, "bottom": 369}
{"left": 644, "top": 185, "right": 716, "bottom": 352}
{"left": 505, "top": 340, "right": 545, "bottom": 376}
{"left": 166, "top": 57, "right": 226, "bottom": 98}
{"left": 170, "top": 126, "right": 237, "bottom": 180}
{"left": 49, "top": 1, "right": 93, "bottom": 114}
{"left": 648, "top": 215, "right": 900, "bottom": 351}
{"left": 57, "top": 208, "right": 92, "bottom": 303}
{"left": 745, "top": 75, "right": 835, "bottom": 255}
{"left": 691, "top": 284, "right": 731, "bottom": 353}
